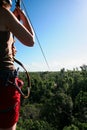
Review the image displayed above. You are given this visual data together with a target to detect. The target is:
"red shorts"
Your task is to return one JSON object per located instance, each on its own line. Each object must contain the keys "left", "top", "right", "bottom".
{"left": 0, "top": 78, "right": 23, "bottom": 128}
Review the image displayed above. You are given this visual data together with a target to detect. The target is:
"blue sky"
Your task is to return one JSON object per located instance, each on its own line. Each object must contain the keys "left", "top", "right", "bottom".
{"left": 12, "top": 0, "right": 87, "bottom": 71}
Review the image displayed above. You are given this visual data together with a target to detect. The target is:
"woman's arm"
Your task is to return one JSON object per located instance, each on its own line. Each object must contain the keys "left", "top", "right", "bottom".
{"left": 13, "top": 7, "right": 34, "bottom": 36}
{"left": 3, "top": 7, "right": 35, "bottom": 46}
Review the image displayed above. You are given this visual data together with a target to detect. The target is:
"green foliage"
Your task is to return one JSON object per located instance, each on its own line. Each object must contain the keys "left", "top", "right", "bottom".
{"left": 17, "top": 65, "right": 87, "bottom": 130}
{"left": 78, "top": 123, "right": 87, "bottom": 130}
{"left": 40, "top": 92, "right": 73, "bottom": 129}
{"left": 63, "top": 124, "right": 79, "bottom": 130}
{"left": 17, "top": 119, "right": 57, "bottom": 130}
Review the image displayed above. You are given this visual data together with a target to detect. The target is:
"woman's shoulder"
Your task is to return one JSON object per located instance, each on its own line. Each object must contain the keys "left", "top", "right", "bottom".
{"left": 0, "top": 7, "right": 18, "bottom": 29}
{"left": 0, "top": 7, "right": 15, "bottom": 21}
{"left": 0, "top": 7, "right": 9, "bottom": 30}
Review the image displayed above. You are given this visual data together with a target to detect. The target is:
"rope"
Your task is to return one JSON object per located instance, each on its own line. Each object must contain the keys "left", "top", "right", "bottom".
{"left": 14, "top": 58, "right": 30, "bottom": 98}
{"left": 21, "top": 0, "right": 50, "bottom": 71}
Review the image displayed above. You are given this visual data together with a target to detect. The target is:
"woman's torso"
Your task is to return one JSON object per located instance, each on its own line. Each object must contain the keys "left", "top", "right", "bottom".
{"left": 0, "top": 31, "right": 15, "bottom": 71}
{"left": 0, "top": 7, "right": 15, "bottom": 71}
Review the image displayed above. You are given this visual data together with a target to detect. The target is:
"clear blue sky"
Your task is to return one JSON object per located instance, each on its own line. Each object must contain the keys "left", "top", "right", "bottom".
{"left": 12, "top": 0, "right": 87, "bottom": 72}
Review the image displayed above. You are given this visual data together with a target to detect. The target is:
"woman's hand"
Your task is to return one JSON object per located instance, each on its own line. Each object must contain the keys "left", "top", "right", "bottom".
{"left": 13, "top": 7, "right": 19, "bottom": 18}
{"left": 12, "top": 44, "right": 17, "bottom": 56}
{"left": 13, "top": 7, "right": 25, "bottom": 21}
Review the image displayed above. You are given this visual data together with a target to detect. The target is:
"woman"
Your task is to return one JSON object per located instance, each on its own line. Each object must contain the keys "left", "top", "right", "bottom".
{"left": 0, "top": 0, "right": 34, "bottom": 130}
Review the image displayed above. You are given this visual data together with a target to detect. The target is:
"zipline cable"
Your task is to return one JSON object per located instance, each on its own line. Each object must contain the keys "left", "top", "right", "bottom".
{"left": 21, "top": 0, "right": 50, "bottom": 71}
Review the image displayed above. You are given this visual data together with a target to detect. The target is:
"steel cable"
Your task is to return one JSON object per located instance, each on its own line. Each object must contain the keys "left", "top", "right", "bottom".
{"left": 21, "top": 0, "right": 50, "bottom": 71}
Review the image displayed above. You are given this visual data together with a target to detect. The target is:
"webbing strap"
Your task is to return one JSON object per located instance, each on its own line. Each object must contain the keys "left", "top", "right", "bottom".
{"left": 14, "top": 58, "right": 31, "bottom": 98}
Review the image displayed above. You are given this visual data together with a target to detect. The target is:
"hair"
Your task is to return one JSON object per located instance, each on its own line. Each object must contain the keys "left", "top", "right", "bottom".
{"left": 0, "top": 0, "right": 12, "bottom": 7}
{"left": 0, "top": 0, "right": 3, "bottom": 6}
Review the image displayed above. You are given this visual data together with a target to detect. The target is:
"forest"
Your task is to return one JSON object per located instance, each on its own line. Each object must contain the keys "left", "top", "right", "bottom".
{"left": 16, "top": 65, "right": 87, "bottom": 130}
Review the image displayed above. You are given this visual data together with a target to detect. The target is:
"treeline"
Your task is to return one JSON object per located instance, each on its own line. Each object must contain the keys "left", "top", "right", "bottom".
{"left": 17, "top": 65, "right": 87, "bottom": 130}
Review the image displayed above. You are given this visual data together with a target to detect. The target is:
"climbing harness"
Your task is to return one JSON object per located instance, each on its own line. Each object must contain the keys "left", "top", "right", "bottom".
{"left": 7, "top": 58, "right": 31, "bottom": 99}
{"left": 0, "top": 60, "right": 31, "bottom": 99}
{"left": 0, "top": 59, "right": 31, "bottom": 114}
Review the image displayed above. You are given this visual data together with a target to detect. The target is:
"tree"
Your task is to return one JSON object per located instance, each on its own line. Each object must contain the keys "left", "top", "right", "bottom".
{"left": 63, "top": 124, "right": 79, "bottom": 130}
{"left": 74, "top": 91, "right": 87, "bottom": 122}
{"left": 40, "top": 92, "right": 73, "bottom": 129}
